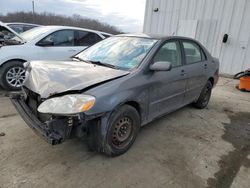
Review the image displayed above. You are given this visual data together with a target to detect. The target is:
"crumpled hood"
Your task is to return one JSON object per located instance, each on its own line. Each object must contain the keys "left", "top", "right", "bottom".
{"left": 0, "top": 22, "right": 26, "bottom": 44}
{"left": 24, "top": 60, "right": 129, "bottom": 98}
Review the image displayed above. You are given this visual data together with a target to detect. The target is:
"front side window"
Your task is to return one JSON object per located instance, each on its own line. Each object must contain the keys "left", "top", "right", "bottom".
{"left": 76, "top": 36, "right": 158, "bottom": 70}
{"left": 75, "top": 31, "right": 102, "bottom": 46}
{"left": 153, "top": 41, "right": 182, "bottom": 67}
{"left": 41, "top": 30, "right": 74, "bottom": 46}
{"left": 182, "top": 41, "right": 205, "bottom": 64}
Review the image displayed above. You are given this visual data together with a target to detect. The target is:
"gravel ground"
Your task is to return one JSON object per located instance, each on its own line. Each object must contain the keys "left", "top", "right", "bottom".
{"left": 0, "top": 77, "right": 250, "bottom": 188}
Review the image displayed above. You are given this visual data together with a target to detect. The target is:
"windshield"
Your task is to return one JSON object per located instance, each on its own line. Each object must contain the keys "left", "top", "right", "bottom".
{"left": 76, "top": 36, "right": 158, "bottom": 70}
{"left": 20, "top": 26, "right": 51, "bottom": 41}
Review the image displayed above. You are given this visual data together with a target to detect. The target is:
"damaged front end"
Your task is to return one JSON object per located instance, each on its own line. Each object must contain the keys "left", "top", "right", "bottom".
{"left": 10, "top": 89, "right": 92, "bottom": 145}
{"left": 9, "top": 60, "right": 129, "bottom": 145}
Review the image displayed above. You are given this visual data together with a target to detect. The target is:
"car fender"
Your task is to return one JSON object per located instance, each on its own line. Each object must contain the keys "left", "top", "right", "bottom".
{"left": 0, "top": 45, "right": 34, "bottom": 66}
{"left": 85, "top": 77, "right": 149, "bottom": 125}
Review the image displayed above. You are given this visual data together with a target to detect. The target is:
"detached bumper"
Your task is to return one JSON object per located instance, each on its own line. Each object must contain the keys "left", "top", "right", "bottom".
{"left": 10, "top": 94, "right": 64, "bottom": 145}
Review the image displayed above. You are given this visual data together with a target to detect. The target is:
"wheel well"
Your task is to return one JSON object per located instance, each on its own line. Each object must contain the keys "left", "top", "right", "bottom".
{"left": 0, "top": 59, "right": 26, "bottom": 68}
{"left": 208, "top": 77, "right": 214, "bottom": 86}
{"left": 124, "top": 101, "right": 140, "bottom": 115}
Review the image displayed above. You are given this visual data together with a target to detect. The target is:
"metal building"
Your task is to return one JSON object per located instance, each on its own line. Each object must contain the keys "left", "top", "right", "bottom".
{"left": 143, "top": 0, "right": 250, "bottom": 75}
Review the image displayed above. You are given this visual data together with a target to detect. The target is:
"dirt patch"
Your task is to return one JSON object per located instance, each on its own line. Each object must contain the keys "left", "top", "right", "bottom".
{"left": 0, "top": 113, "right": 18, "bottom": 119}
{"left": 207, "top": 111, "right": 250, "bottom": 188}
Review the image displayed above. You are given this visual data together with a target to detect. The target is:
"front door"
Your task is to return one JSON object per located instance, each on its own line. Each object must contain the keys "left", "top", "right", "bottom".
{"left": 148, "top": 40, "right": 187, "bottom": 120}
{"left": 36, "top": 29, "right": 78, "bottom": 61}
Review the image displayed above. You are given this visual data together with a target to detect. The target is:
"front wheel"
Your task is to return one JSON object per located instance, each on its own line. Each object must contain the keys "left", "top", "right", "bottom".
{"left": 193, "top": 81, "right": 213, "bottom": 109}
{"left": 0, "top": 61, "right": 26, "bottom": 90}
{"left": 105, "top": 105, "right": 140, "bottom": 156}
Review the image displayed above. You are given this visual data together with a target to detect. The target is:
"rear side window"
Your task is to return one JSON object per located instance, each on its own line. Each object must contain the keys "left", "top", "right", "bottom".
{"left": 182, "top": 41, "right": 206, "bottom": 64}
{"left": 75, "top": 31, "right": 102, "bottom": 46}
{"left": 153, "top": 41, "right": 182, "bottom": 67}
{"left": 41, "top": 30, "right": 74, "bottom": 46}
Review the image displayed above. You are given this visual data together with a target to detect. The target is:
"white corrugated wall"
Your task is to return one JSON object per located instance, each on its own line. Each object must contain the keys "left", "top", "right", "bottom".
{"left": 143, "top": 0, "right": 250, "bottom": 75}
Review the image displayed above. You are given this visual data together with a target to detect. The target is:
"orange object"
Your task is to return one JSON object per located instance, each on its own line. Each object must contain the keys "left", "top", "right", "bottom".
{"left": 239, "top": 77, "right": 250, "bottom": 91}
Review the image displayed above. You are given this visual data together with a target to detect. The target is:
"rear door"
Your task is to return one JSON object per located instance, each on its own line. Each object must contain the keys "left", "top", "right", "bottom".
{"left": 73, "top": 30, "right": 103, "bottom": 52}
{"left": 148, "top": 40, "right": 188, "bottom": 120}
{"left": 180, "top": 40, "right": 208, "bottom": 104}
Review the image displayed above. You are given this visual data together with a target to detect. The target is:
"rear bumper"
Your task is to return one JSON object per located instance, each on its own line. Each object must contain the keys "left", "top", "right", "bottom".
{"left": 10, "top": 93, "right": 65, "bottom": 145}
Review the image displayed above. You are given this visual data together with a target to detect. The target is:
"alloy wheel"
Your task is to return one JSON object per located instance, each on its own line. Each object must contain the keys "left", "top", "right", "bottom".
{"left": 6, "top": 67, "right": 26, "bottom": 88}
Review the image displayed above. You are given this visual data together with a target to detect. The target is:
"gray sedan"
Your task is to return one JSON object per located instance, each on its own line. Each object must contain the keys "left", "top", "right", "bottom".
{"left": 11, "top": 34, "right": 219, "bottom": 156}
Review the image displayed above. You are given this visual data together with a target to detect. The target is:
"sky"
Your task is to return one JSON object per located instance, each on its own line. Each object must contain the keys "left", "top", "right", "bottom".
{"left": 0, "top": 0, "right": 146, "bottom": 32}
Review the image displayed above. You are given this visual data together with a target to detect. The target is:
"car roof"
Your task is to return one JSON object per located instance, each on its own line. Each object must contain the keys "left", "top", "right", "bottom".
{"left": 100, "top": 32, "right": 113, "bottom": 36}
{"left": 6, "top": 22, "right": 41, "bottom": 26}
{"left": 116, "top": 33, "right": 196, "bottom": 41}
{"left": 34, "top": 25, "right": 113, "bottom": 35}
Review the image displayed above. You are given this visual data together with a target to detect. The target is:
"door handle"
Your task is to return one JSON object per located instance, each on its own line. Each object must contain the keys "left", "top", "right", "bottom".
{"left": 204, "top": 64, "right": 208, "bottom": 69}
{"left": 181, "top": 70, "right": 186, "bottom": 76}
{"left": 68, "top": 49, "right": 77, "bottom": 52}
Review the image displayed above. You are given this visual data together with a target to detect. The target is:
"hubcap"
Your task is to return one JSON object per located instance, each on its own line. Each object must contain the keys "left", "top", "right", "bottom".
{"left": 112, "top": 117, "right": 133, "bottom": 149}
{"left": 6, "top": 67, "right": 26, "bottom": 88}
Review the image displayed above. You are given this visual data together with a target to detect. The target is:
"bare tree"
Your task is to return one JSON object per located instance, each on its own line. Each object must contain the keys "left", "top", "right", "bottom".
{"left": 0, "top": 12, "right": 122, "bottom": 34}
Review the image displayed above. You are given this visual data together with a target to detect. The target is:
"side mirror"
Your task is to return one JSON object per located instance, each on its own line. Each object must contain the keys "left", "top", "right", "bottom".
{"left": 37, "top": 40, "right": 54, "bottom": 47}
{"left": 150, "top": 61, "right": 172, "bottom": 71}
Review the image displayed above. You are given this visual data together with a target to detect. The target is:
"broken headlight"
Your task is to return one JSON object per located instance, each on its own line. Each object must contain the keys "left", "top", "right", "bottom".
{"left": 37, "top": 94, "right": 95, "bottom": 115}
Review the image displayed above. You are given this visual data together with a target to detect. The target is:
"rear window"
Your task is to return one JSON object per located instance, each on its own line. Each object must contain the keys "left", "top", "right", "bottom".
{"left": 182, "top": 41, "right": 206, "bottom": 64}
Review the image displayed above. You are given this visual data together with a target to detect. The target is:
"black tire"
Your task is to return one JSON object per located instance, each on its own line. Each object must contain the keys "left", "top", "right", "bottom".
{"left": 87, "top": 105, "right": 140, "bottom": 157}
{"left": 193, "top": 81, "right": 213, "bottom": 109}
{"left": 105, "top": 105, "right": 140, "bottom": 156}
{"left": 0, "top": 61, "right": 25, "bottom": 90}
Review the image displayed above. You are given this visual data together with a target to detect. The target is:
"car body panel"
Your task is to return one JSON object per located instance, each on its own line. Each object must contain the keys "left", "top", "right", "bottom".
{"left": 147, "top": 66, "right": 187, "bottom": 120}
{"left": 24, "top": 60, "right": 129, "bottom": 98}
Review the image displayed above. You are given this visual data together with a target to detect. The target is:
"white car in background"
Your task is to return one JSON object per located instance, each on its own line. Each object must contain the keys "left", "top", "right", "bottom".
{"left": 0, "top": 22, "right": 112, "bottom": 90}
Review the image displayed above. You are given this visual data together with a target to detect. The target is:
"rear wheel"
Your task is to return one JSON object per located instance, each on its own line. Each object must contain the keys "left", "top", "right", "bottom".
{"left": 193, "top": 81, "right": 213, "bottom": 109}
{"left": 0, "top": 61, "right": 25, "bottom": 90}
